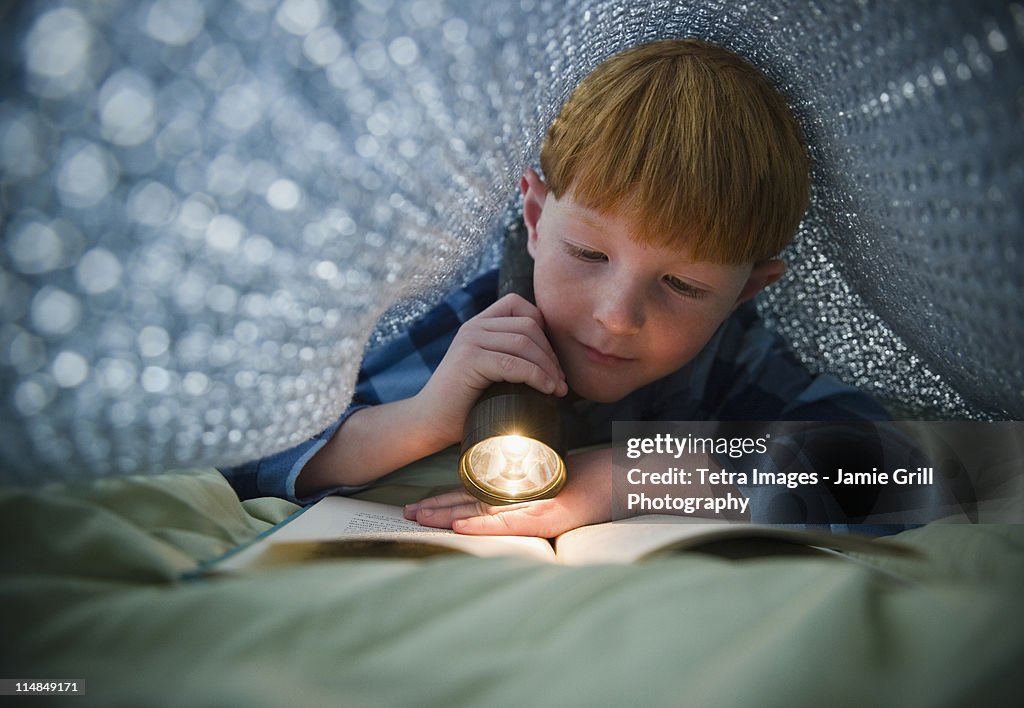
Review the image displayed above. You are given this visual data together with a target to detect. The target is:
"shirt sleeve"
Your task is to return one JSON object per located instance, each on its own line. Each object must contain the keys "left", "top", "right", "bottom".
{"left": 218, "top": 403, "right": 372, "bottom": 504}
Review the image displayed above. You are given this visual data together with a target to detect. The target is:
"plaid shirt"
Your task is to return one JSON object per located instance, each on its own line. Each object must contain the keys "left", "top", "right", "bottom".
{"left": 221, "top": 268, "right": 922, "bottom": 530}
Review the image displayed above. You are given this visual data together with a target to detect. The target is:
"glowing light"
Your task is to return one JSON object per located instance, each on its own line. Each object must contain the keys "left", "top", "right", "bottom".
{"left": 462, "top": 434, "right": 564, "bottom": 501}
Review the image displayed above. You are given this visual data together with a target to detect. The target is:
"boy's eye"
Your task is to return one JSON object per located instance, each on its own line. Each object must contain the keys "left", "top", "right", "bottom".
{"left": 664, "top": 275, "right": 706, "bottom": 299}
{"left": 564, "top": 243, "right": 607, "bottom": 262}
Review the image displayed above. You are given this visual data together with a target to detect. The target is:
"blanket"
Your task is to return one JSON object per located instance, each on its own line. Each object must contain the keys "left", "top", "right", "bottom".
{"left": 2, "top": 452, "right": 1022, "bottom": 707}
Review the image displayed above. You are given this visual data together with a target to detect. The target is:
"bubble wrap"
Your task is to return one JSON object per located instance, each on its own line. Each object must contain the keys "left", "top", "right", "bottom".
{"left": 1, "top": 0, "right": 1021, "bottom": 484}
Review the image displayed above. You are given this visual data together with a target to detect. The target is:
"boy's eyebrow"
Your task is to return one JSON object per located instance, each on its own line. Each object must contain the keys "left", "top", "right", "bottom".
{"left": 562, "top": 202, "right": 606, "bottom": 232}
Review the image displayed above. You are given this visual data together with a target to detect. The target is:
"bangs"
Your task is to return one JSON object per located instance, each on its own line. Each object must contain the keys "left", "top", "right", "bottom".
{"left": 540, "top": 39, "right": 809, "bottom": 264}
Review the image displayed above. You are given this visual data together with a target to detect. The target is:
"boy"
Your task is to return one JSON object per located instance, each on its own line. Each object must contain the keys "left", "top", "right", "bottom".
{"left": 222, "top": 39, "right": 891, "bottom": 536}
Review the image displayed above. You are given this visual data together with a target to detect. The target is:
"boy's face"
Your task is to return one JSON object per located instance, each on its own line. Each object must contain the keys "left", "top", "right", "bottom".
{"left": 522, "top": 171, "right": 784, "bottom": 403}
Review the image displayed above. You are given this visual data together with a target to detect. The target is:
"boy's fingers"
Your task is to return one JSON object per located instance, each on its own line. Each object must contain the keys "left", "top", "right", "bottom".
{"left": 403, "top": 489, "right": 476, "bottom": 518}
{"left": 479, "top": 316, "right": 560, "bottom": 372}
{"left": 451, "top": 501, "right": 564, "bottom": 537}
{"left": 474, "top": 327, "right": 560, "bottom": 373}
{"left": 413, "top": 488, "right": 476, "bottom": 507}
{"left": 456, "top": 306, "right": 567, "bottom": 396}
{"left": 456, "top": 324, "right": 565, "bottom": 395}
{"left": 478, "top": 345, "right": 566, "bottom": 396}
{"left": 406, "top": 491, "right": 539, "bottom": 531}
{"left": 451, "top": 511, "right": 531, "bottom": 536}
{"left": 484, "top": 293, "right": 545, "bottom": 325}
{"left": 412, "top": 499, "right": 493, "bottom": 528}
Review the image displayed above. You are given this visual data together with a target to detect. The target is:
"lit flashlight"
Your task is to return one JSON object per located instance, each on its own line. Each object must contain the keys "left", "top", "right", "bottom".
{"left": 459, "top": 382, "right": 566, "bottom": 505}
{"left": 458, "top": 220, "right": 567, "bottom": 505}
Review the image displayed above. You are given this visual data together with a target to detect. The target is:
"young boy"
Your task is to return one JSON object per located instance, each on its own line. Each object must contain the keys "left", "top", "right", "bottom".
{"left": 222, "top": 39, "right": 891, "bottom": 536}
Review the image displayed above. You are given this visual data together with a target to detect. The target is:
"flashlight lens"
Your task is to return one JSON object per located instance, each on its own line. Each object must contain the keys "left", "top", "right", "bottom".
{"left": 463, "top": 434, "right": 563, "bottom": 501}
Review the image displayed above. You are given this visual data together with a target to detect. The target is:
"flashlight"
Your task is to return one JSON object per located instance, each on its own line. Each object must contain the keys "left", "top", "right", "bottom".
{"left": 459, "top": 382, "right": 566, "bottom": 504}
{"left": 458, "top": 221, "right": 567, "bottom": 505}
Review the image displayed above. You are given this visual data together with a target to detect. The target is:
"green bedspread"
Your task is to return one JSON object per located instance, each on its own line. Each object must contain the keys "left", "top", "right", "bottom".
{"left": 2, "top": 451, "right": 1022, "bottom": 707}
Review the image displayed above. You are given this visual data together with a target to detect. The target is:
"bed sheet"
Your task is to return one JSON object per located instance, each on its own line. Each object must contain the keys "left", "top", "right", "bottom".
{"left": 2, "top": 451, "right": 1022, "bottom": 707}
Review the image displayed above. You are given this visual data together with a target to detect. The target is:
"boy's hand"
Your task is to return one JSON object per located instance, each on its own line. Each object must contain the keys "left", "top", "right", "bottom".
{"left": 414, "top": 293, "right": 569, "bottom": 447}
{"left": 403, "top": 447, "right": 612, "bottom": 538}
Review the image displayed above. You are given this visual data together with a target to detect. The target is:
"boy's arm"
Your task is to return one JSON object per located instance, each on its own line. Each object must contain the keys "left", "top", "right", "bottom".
{"left": 297, "top": 293, "right": 569, "bottom": 496}
{"left": 296, "top": 397, "right": 447, "bottom": 494}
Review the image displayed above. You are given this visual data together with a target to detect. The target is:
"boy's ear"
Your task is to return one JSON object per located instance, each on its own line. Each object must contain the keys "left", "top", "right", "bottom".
{"left": 520, "top": 168, "right": 548, "bottom": 258}
{"left": 735, "top": 259, "right": 787, "bottom": 308}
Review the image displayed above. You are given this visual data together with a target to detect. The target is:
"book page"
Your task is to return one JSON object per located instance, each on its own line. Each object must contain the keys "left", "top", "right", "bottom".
{"left": 553, "top": 516, "right": 733, "bottom": 565}
{"left": 212, "top": 497, "right": 556, "bottom": 572}
{"left": 552, "top": 516, "right": 917, "bottom": 566}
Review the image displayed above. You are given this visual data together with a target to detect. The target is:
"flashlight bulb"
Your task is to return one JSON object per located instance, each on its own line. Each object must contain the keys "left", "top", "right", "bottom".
{"left": 498, "top": 435, "right": 530, "bottom": 482}
{"left": 461, "top": 434, "right": 564, "bottom": 503}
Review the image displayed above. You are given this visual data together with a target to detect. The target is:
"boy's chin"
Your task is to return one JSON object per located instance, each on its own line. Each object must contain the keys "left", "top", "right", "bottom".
{"left": 566, "top": 377, "right": 635, "bottom": 404}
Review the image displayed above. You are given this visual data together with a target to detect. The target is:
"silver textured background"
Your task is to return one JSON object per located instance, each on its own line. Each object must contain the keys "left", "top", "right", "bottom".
{"left": 1, "top": 0, "right": 1021, "bottom": 483}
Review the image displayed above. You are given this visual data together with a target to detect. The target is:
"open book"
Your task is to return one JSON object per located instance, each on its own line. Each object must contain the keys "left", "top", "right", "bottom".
{"left": 206, "top": 496, "right": 917, "bottom": 573}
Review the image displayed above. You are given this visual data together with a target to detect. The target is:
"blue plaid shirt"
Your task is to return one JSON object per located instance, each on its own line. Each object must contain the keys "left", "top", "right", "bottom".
{"left": 221, "top": 268, "right": 922, "bottom": 529}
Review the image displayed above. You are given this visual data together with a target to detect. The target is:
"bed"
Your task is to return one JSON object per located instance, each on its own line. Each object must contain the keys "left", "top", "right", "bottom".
{"left": 3, "top": 451, "right": 1022, "bottom": 706}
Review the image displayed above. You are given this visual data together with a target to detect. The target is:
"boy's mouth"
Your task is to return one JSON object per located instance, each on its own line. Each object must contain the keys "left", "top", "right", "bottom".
{"left": 577, "top": 340, "right": 634, "bottom": 366}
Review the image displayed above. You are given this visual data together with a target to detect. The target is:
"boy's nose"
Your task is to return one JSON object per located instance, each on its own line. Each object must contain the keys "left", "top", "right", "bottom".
{"left": 593, "top": 284, "right": 645, "bottom": 335}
